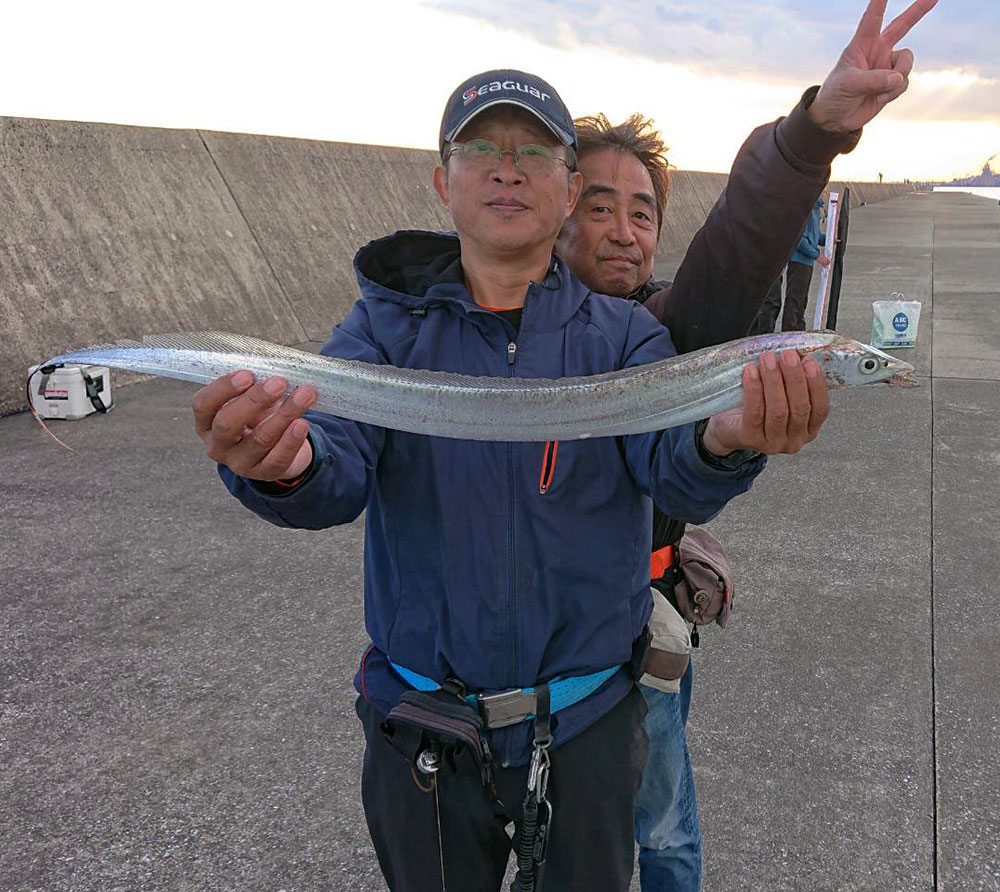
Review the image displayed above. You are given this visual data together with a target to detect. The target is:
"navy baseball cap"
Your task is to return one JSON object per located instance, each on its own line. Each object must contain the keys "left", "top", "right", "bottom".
{"left": 439, "top": 69, "right": 577, "bottom": 158}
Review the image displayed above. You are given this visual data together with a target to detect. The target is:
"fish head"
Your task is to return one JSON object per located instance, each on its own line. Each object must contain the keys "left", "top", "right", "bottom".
{"left": 806, "top": 336, "right": 917, "bottom": 388}
{"left": 850, "top": 342, "right": 917, "bottom": 387}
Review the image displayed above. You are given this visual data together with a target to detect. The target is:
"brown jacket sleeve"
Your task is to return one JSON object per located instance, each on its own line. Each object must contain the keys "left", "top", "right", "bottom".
{"left": 642, "top": 86, "right": 861, "bottom": 355}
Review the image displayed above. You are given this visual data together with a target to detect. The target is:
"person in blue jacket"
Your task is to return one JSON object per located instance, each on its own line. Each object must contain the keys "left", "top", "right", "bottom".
{"left": 190, "top": 70, "right": 830, "bottom": 892}
{"left": 752, "top": 196, "right": 833, "bottom": 335}
{"left": 783, "top": 195, "right": 832, "bottom": 331}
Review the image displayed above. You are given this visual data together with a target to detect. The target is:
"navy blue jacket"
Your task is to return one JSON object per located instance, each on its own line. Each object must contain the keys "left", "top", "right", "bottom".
{"left": 221, "top": 230, "right": 765, "bottom": 766}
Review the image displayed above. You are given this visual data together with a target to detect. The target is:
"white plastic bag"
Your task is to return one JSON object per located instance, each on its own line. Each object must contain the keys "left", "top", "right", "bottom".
{"left": 871, "top": 293, "right": 921, "bottom": 348}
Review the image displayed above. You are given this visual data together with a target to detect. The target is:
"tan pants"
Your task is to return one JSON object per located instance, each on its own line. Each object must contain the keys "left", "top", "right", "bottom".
{"left": 641, "top": 587, "right": 692, "bottom": 694}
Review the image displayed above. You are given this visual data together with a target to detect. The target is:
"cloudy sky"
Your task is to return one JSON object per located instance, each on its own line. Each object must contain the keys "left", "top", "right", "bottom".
{"left": 4, "top": 0, "right": 997, "bottom": 181}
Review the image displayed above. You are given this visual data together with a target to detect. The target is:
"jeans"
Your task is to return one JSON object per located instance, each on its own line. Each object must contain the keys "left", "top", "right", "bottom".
{"left": 635, "top": 662, "right": 701, "bottom": 892}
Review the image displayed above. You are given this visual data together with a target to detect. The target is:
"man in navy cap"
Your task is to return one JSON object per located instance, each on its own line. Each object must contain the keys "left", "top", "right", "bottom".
{"left": 192, "top": 68, "right": 830, "bottom": 890}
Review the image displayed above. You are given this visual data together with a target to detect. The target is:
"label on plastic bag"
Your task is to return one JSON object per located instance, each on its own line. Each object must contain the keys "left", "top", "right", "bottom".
{"left": 871, "top": 300, "right": 921, "bottom": 348}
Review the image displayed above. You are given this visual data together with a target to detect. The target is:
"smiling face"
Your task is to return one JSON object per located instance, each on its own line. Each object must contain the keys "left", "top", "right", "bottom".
{"left": 557, "top": 148, "right": 659, "bottom": 297}
{"left": 432, "top": 106, "right": 582, "bottom": 261}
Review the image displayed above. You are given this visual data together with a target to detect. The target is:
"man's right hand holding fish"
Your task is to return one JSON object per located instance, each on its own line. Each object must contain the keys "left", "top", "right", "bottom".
{"left": 192, "top": 371, "right": 317, "bottom": 483}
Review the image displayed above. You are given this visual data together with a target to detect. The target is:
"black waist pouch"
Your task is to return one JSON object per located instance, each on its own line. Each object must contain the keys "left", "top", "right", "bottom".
{"left": 383, "top": 688, "right": 496, "bottom": 788}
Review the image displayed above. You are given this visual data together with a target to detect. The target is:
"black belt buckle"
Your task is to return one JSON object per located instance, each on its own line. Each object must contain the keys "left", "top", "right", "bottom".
{"left": 477, "top": 688, "right": 536, "bottom": 729}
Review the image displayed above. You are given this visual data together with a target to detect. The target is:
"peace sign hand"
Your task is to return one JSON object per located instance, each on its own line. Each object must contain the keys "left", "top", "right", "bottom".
{"left": 809, "top": 0, "right": 939, "bottom": 134}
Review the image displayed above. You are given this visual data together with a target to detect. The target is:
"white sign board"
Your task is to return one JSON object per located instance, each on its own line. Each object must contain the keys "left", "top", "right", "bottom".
{"left": 812, "top": 192, "right": 840, "bottom": 330}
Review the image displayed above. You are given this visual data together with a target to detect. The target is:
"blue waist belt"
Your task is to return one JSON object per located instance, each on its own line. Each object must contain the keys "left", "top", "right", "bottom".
{"left": 389, "top": 660, "right": 622, "bottom": 729}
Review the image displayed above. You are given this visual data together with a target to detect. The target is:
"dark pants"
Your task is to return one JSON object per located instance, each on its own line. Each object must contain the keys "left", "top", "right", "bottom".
{"left": 356, "top": 687, "right": 649, "bottom": 892}
{"left": 781, "top": 261, "right": 815, "bottom": 331}
{"left": 749, "top": 273, "right": 785, "bottom": 336}
{"left": 749, "top": 261, "right": 816, "bottom": 335}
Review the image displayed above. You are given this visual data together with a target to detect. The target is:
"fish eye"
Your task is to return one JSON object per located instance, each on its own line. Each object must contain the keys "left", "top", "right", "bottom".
{"left": 859, "top": 357, "right": 879, "bottom": 374}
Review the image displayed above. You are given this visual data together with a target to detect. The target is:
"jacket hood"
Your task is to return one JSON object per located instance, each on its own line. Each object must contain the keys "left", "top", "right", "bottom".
{"left": 352, "top": 229, "right": 593, "bottom": 331}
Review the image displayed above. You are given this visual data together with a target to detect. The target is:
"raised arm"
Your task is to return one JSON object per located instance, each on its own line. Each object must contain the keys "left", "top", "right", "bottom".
{"left": 644, "top": 0, "right": 938, "bottom": 355}
{"left": 643, "top": 95, "right": 847, "bottom": 354}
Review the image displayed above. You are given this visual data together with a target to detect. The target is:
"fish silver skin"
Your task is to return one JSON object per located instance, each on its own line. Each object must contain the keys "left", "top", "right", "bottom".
{"left": 38, "top": 330, "right": 915, "bottom": 442}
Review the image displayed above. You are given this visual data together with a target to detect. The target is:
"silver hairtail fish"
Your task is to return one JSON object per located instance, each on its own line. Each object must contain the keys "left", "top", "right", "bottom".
{"left": 36, "top": 330, "right": 916, "bottom": 442}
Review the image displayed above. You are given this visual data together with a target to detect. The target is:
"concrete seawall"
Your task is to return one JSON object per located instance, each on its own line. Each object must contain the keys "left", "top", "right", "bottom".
{"left": 1, "top": 115, "right": 913, "bottom": 413}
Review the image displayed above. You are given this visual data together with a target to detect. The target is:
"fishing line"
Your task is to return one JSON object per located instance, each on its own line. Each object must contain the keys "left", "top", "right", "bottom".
{"left": 434, "top": 775, "right": 447, "bottom": 892}
{"left": 25, "top": 366, "right": 75, "bottom": 452}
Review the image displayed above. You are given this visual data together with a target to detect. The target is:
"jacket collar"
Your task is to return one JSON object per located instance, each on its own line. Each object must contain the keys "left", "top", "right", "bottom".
{"left": 353, "top": 230, "right": 592, "bottom": 332}
{"left": 627, "top": 277, "right": 671, "bottom": 304}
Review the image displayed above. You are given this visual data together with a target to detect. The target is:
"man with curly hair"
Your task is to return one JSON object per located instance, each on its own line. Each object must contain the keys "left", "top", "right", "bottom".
{"left": 556, "top": 1, "right": 937, "bottom": 888}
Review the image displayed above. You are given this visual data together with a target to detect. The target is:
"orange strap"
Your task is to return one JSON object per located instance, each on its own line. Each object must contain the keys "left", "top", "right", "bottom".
{"left": 650, "top": 544, "right": 676, "bottom": 581}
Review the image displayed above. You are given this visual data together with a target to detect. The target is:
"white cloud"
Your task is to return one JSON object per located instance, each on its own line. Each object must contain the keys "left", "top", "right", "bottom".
{"left": 912, "top": 69, "right": 993, "bottom": 92}
{"left": 430, "top": 0, "right": 837, "bottom": 81}
{"left": 899, "top": 68, "right": 1000, "bottom": 121}
{"left": 0, "top": 0, "right": 992, "bottom": 181}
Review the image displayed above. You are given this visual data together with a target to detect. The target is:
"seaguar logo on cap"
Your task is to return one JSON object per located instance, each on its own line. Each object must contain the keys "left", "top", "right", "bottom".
{"left": 463, "top": 80, "right": 551, "bottom": 106}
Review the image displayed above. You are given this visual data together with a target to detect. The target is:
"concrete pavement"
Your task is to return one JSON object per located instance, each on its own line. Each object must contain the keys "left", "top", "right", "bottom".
{"left": 2, "top": 192, "right": 998, "bottom": 891}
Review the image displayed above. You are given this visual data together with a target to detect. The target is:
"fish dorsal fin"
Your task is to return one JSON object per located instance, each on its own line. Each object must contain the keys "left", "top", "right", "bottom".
{"left": 135, "top": 332, "right": 317, "bottom": 362}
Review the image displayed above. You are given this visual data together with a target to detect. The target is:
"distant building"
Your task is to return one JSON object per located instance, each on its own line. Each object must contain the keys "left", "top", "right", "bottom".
{"left": 940, "top": 159, "right": 1000, "bottom": 188}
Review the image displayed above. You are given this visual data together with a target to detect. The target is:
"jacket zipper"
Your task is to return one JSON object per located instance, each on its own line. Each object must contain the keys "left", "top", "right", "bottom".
{"left": 538, "top": 440, "right": 559, "bottom": 494}
{"left": 504, "top": 335, "right": 517, "bottom": 767}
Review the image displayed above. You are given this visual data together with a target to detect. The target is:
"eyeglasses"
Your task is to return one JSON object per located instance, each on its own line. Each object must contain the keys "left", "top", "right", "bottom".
{"left": 446, "top": 138, "right": 573, "bottom": 176}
